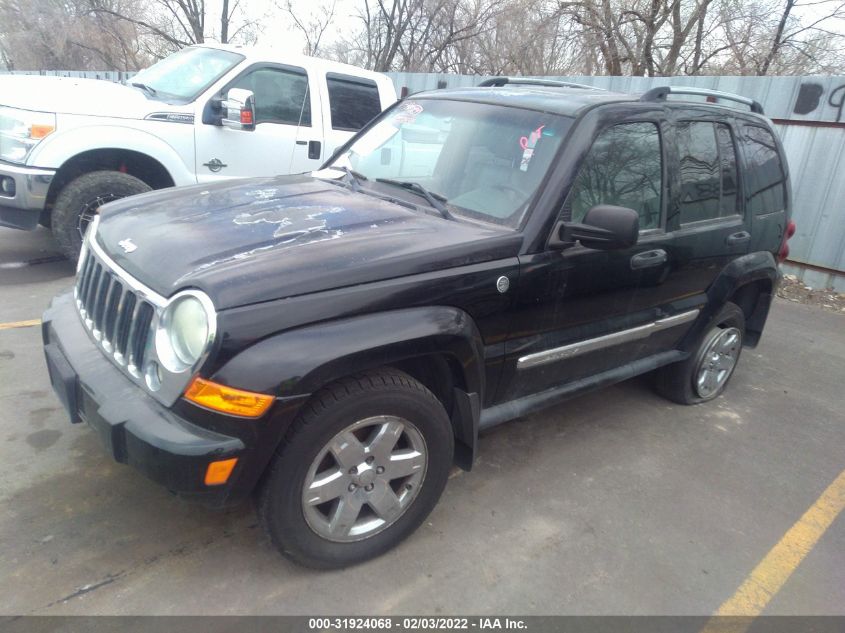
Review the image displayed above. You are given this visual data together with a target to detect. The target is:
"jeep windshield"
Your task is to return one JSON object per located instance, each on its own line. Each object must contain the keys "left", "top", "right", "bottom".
{"left": 129, "top": 46, "right": 244, "bottom": 103}
{"left": 326, "top": 99, "right": 571, "bottom": 229}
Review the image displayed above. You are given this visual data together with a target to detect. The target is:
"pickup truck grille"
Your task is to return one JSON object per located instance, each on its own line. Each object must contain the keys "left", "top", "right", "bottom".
{"left": 75, "top": 247, "right": 156, "bottom": 377}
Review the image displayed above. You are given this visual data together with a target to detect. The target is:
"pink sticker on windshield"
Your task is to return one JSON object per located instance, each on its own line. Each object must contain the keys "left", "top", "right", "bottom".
{"left": 519, "top": 125, "right": 545, "bottom": 150}
{"left": 520, "top": 125, "right": 545, "bottom": 171}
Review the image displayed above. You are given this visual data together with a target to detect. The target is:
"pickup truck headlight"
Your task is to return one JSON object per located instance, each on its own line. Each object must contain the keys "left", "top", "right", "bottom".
{"left": 155, "top": 291, "right": 215, "bottom": 372}
{"left": 0, "top": 106, "right": 56, "bottom": 163}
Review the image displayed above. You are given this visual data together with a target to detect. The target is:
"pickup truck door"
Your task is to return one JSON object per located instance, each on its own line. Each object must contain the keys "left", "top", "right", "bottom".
{"left": 194, "top": 63, "right": 324, "bottom": 183}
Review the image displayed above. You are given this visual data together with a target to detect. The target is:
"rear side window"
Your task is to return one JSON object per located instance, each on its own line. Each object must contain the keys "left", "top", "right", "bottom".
{"left": 326, "top": 73, "right": 382, "bottom": 131}
{"left": 742, "top": 125, "right": 787, "bottom": 215}
{"left": 716, "top": 124, "right": 740, "bottom": 215}
{"left": 677, "top": 121, "right": 739, "bottom": 224}
{"left": 566, "top": 122, "right": 663, "bottom": 230}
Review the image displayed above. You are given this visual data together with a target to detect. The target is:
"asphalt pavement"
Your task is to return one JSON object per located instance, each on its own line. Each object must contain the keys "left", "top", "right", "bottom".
{"left": 0, "top": 226, "right": 843, "bottom": 615}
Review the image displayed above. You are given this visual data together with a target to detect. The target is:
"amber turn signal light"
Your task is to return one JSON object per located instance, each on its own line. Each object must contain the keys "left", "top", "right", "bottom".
{"left": 205, "top": 457, "right": 238, "bottom": 486}
{"left": 183, "top": 377, "right": 274, "bottom": 418}
{"left": 30, "top": 124, "right": 55, "bottom": 139}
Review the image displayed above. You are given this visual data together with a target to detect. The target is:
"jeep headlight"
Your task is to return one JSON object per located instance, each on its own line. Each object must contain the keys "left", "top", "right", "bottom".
{"left": 0, "top": 106, "right": 56, "bottom": 163}
{"left": 155, "top": 292, "right": 215, "bottom": 372}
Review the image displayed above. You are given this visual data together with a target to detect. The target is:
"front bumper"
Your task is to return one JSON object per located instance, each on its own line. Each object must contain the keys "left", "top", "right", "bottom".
{"left": 0, "top": 160, "right": 55, "bottom": 230}
{"left": 42, "top": 292, "right": 247, "bottom": 507}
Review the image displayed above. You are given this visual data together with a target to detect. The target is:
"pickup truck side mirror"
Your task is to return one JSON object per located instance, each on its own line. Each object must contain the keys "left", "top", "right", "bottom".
{"left": 221, "top": 88, "right": 256, "bottom": 131}
{"left": 550, "top": 204, "right": 639, "bottom": 251}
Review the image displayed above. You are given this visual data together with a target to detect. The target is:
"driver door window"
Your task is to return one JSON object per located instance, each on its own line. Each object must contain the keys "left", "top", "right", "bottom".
{"left": 230, "top": 67, "right": 311, "bottom": 126}
{"left": 566, "top": 122, "right": 663, "bottom": 230}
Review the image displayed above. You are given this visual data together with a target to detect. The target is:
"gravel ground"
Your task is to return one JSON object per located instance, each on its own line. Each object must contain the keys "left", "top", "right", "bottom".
{"left": 777, "top": 274, "right": 845, "bottom": 314}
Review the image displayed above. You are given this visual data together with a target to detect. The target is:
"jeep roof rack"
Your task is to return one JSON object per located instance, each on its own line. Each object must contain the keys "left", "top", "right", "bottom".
{"left": 479, "top": 77, "right": 604, "bottom": 91}
{"left": 640, "top": 86, "right": 764, "bottom": 114}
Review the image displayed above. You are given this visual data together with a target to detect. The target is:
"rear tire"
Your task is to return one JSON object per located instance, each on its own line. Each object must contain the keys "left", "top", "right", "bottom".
{"left": 655, "top": 302, "right": 745, "bottom": 405}
{"left": 258, "top": 369, "right": 454, "bottom": 569}
{"left": 51, "top": 171, "right": 151, "bottom": 260}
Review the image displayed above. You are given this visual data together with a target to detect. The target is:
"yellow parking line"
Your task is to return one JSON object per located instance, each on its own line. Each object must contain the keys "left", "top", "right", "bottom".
{"left": 701, "top": 468, "right": 845, "bottom": 632}
{"left": 0, "top": 319, "right": 41, "bottom": 330}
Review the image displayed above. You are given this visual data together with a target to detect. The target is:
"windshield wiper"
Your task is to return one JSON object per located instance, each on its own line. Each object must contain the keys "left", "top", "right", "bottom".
{"left": 131, "top": 82, "right": 158, "bottom": 97}
{"left": 375, "top": 178, "right": 453, "bottom": 220}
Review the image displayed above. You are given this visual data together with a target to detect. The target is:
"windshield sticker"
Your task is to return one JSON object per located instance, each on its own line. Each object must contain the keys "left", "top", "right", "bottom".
{"left": 519, "top": 125, "right": 545, "bottom": 151}
{"left": 519, "top": 124, "right": 546, "bottom": 171}
{"left": 392, "top": 101, "right": 424, "bottom": 125}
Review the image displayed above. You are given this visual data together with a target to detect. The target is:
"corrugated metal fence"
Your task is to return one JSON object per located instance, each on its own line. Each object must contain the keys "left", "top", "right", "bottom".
{"left": 0, "top": 69, "right": 136, "bottom": 82}
{"left": 4, "top": 70, "right": 843, "bottom": 289}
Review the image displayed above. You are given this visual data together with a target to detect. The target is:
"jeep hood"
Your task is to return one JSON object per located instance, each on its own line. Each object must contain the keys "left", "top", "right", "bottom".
{"left": 0, "top": 75, "right": 185, "bottom": 119}
{"left": 95, "top": 174, "right": 523, "bottom": 309}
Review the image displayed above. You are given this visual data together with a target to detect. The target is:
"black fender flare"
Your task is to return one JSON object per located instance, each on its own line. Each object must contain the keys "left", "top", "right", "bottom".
{"left": 212, "top": 306, "right": 485, "bottom": 467}
{"left": 683, "top": 251, "right": 780, "bottom": 350}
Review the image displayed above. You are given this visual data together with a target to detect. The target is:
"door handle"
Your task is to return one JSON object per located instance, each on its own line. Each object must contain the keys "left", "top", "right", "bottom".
{"left": 295, "top": 140, "right": 307, "bottom": 145}
{"left": 630, "top": 249, "right": 668, "bottom": 270}
{"left": 726, "top": 231, "right": 751, "bottom": 246}
{"left": 308, "top": 140, "right": 321, "bottom": 160}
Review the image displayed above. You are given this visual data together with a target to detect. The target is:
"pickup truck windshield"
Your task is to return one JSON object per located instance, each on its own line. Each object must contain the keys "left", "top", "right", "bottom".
{"left": 130, "top": 47, "right": 244, "bottom": 102}
{"left": 329, "top": 99, "right": 571, "bottom": 228}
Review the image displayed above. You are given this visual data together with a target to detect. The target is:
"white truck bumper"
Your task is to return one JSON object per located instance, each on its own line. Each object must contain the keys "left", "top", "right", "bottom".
{"left": 0, "top": 161, "right": 55, "bottom": 230}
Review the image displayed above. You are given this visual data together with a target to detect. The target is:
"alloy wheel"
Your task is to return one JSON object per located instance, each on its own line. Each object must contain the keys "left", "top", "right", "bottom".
{"left": 694, "top": 326, "right": 742, "bottom": 398}
{"left": 301, "top": 415, "right": 427, "bottom": 542}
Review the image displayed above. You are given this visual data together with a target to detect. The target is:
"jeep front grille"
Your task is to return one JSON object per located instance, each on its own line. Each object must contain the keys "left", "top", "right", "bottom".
{"left": 75, "top": 247, "right": 156, "bottom": 377}
{"left": 73, "top": 216, "right": 217, "bottom": 407}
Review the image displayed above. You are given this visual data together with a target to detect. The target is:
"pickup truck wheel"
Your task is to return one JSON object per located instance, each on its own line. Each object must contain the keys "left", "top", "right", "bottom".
{"left": 258, "top": 369, "right": 454, "bottom": 569}
{"left": 51, "top": 171, "right": 151, "bottom": 260}
{"left": 655, "top": 302, "right": 745, "bottom": 405}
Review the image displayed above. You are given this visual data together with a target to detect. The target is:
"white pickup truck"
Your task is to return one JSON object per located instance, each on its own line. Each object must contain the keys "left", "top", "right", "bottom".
{"left": 0, "top": 44, "right": 397, "bottom": 258}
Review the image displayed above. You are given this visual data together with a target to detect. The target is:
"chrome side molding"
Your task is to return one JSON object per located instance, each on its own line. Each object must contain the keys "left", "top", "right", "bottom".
{"left": 517, "top": 309, "right": 700, "bottom": 369}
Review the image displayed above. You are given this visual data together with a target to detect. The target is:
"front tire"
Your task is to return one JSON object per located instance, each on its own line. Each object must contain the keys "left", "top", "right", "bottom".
{"left": 51, "top": 171, "right": 151, "bottom": 260}
{"left": 655, "top": 302, "right": 745, "bottom": 405}
{"left": 258, "top": 369, "right": 454, "bottom": 569}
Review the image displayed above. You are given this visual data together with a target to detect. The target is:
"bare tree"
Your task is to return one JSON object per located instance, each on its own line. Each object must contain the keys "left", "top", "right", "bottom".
{"left": 450, "top": 0, "right": 585, "bottom": 75}
{"left": 332, "top": 0, "right": 507, "bottom": 72}
{"left": 4, "top": 0, "right": 845, "bottom": 75}
{"left": 85, "top": 0, "right": 259, "bottom": 59}
{"left": 282, "top": 0, "right": 337, "bottom": 55}
{"left": 553, "top": 0, "right": 718, "bottom": 76}
{"left": 704, "top": 0, "right": 845, "bottom": 74}
{"left": 0, "top": 0, "right": 150, "bottom": 70}
{"left": 220, "top": 0, "right": 260, "bottom": 44}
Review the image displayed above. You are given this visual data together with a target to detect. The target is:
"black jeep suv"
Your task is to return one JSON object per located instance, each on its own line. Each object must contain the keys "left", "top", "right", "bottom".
{"left": 43, "top": 79, "right": 795, "bottom": 568}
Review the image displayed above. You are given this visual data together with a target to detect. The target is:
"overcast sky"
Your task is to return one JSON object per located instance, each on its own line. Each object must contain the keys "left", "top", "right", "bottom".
{"left": 218, "top": 0, "right": 360, "bottom": 55}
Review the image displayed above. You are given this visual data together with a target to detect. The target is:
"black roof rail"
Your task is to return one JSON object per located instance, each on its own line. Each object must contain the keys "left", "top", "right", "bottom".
{"left": 641, "top": 86, "right": 764, "bottom": 114}
{"left": 479, "top": 77, "right": 604, "bottom": 91}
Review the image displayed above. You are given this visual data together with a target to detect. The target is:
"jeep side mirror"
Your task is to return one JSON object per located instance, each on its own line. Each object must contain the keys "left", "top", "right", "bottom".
{"left": 550, "top": 205, "right": 639, "bottom": 250}
{"left": 221, "top": 88, "right": 256, "bottom": 131}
